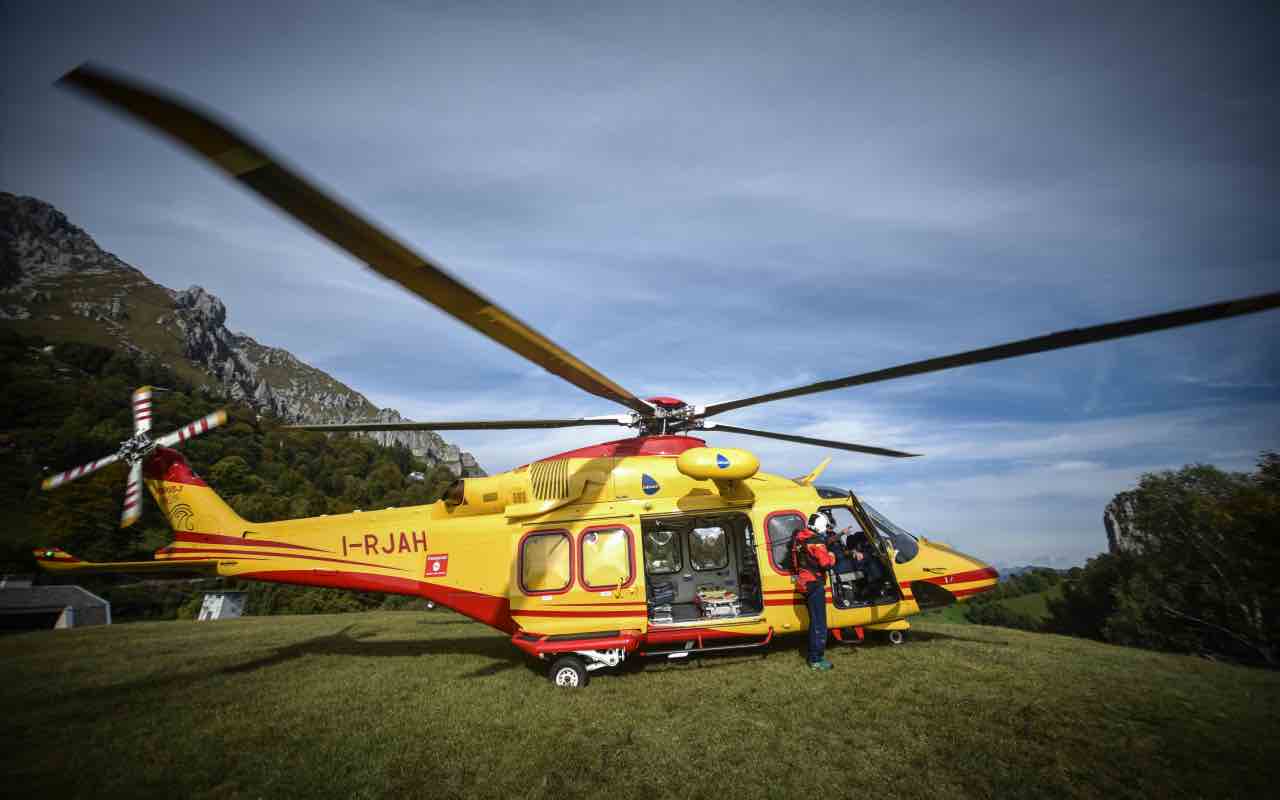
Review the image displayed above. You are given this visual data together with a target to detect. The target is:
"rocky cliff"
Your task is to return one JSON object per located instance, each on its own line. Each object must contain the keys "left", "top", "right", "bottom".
{"left": 0, "top": 192, "right": 483, "bottom": 476}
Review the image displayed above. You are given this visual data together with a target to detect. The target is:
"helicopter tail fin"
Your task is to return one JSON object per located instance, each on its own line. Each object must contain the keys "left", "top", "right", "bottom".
{"left": 143, "top": 447, "right": 246, "bottom": 536}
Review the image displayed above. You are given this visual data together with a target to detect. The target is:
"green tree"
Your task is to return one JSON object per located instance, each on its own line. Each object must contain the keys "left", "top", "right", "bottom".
{"left": 209, "top": 455, "right": 259, "bottom": 496}
{"left": 1047, "top": 454, "right": 1280, "bottom": 665}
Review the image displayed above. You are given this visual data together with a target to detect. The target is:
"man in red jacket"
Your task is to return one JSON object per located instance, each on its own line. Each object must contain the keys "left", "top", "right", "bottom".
{"left": 794, "top": 512, "right": 838, "bottom": 670}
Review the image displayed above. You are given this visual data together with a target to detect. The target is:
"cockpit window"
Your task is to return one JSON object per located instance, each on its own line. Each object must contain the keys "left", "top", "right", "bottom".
{"left": 861, "top": 503, "right": 920, "bottom": 564}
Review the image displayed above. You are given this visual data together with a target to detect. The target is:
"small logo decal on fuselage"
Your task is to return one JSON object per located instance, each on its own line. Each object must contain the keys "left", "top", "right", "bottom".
{"left": 641, "top": 474, "right": 660, "bottom": 495}
{"left": 424, "top": 554, "right": 449, "bottom": 578}
{"left": 716, "top": 453, "right": 730, "bottom": 469}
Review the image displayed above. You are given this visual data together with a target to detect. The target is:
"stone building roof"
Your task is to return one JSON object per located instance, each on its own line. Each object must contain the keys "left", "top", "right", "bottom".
{"left": 0, "top": 586, "right": 110, "bottom": 613}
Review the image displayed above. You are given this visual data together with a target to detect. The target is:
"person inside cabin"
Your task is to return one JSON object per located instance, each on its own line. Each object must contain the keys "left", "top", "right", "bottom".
{"left": 846, "top": 529, "right": 893, "bottom": 599}
{"left": 794, "top": 512, "right": 837, "bottom": 671}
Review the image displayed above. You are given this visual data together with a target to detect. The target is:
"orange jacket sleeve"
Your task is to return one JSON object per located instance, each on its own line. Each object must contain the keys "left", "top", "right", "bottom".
{"left": 807, "top": 542, "right": 836, "bottom": 569}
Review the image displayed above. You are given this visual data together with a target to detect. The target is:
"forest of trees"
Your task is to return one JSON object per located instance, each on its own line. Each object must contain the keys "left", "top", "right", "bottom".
{"left": 1044, "top": 454, "right": 1278, "bottom": 667}
{"left": 957, "top": 453, "right": 1279, "bottom": 667}
{"left": 0, "top": 328, "right": 460, "bottom": 617}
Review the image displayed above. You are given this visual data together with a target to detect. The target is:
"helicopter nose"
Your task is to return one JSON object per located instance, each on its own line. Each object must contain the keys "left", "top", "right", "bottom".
{"left": 906, "top": 544, "right": 1000, "bottom": 606}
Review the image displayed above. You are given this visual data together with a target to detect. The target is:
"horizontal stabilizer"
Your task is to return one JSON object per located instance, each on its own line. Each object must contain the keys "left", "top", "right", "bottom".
{"left": 33, "top": 547, "right": 222, "bottom": 576}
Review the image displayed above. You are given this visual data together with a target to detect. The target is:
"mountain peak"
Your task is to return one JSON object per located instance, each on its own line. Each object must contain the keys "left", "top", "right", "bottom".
{"left": 0, "top": 193, "right": 483, "bottom": 476}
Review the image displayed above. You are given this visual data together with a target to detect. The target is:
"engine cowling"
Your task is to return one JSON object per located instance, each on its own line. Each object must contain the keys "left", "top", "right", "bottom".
{"left": 676, "top": 447, "right": 759, "bottom": 480}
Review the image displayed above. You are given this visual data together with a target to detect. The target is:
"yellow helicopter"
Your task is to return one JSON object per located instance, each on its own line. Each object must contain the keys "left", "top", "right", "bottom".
{"left": 35, "top": 65, "right": 1280, "bottom": 686}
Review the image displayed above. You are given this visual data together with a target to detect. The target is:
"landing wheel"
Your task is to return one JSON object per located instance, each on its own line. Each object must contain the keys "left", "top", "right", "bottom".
{"left": 887, "top": 630, "right": 906, "bottom": 645}
{"left": 548, "top": 655, "right": 589, "bottom": 688}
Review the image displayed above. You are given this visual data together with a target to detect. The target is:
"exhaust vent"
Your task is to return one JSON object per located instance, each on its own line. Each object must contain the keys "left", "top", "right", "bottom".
{"left": 530, "top": 459, "right": 571, "bottom": 500}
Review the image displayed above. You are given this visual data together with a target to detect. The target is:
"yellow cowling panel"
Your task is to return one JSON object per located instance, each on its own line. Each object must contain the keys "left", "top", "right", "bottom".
{"left": 677, "top": 447, "right": 760, "bottom": 480}
{"left": 581, "top": 527, "right": 632, "bottom": 589}
{"left": 521, "top": 531, "right": 571, "bottom": 592}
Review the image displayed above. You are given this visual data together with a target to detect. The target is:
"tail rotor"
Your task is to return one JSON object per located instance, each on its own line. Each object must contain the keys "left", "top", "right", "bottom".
{"left": 41, "top": 386, "right": 228, "bottom": 528}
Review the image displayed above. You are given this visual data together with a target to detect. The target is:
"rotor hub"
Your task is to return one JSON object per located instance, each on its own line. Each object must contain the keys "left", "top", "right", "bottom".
{"left": 116, "top": 431, "right": 156, "bottom": 464}
{"left": 636, "top": 397, "right": 701, "bottom": 436}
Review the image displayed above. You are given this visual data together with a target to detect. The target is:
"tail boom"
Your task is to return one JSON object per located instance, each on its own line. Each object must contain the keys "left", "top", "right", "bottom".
{"left": 33, "top": 547, "right": 222, "bottom": 575}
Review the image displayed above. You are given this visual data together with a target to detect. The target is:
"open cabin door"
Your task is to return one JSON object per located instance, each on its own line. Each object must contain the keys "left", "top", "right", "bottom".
{"left": 640, "top": 513, "right": 763, "bottom": 625}
{"left": 823, "top": 501, "right": 902, "bottom": 608}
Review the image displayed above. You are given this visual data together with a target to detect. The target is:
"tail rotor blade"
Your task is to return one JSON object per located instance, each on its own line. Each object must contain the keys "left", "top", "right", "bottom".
{"left": 121, "top": 461, "right": 143, "bottom": 528}
{"left": 41, "top": 453, "right": 121, "bottom": 491}
{"left": 132, "top": 385, "right": 153, "bottom": 434}
{"left": 155, "top": 410, "right": 228, "bottom": 448}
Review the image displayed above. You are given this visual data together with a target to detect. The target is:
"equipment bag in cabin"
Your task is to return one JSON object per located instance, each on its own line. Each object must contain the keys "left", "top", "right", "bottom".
{"left": 649, "top": 580, "right": 677, "bottom": 605}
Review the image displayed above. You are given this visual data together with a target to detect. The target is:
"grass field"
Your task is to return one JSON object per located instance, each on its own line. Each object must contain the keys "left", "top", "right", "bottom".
{"left": 1000, "top": 586, "right": 1063, "bottom": 621}
{"left": 920, "top": 587, "right": 1063, "bottom": 625}
{"left": 3, "top": 612, "right": 1278, "bottom": 799}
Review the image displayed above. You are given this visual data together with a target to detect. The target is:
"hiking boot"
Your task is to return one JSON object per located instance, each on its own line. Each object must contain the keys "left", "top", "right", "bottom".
{"left": 808, "top": 659, "right": 834, "bottom": 671}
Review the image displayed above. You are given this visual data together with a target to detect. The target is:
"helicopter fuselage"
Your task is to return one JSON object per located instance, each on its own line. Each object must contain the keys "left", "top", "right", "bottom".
{"left": 56, "top": 436, "right": 998, "bottom": 667}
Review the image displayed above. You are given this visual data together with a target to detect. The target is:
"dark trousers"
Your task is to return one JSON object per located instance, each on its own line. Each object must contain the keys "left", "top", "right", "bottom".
{"left": 803, "top": 579, "right": 828, "bottom": 663}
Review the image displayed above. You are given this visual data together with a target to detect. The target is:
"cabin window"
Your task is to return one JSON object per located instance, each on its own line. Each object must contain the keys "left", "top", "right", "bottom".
{"left": 643, "top": 527, "right": 681, "bottom": 575}
{"left": 765, "top": 511, "right": 805, "bottom": 574}
{"left": 580, "top": 526, "right": 634, "bottom": 591}
{"left": 689, "top": 525, "right": 729, "bottom": 571}
{"left": 520, "top": 531, "right": 572, "bottom": 594}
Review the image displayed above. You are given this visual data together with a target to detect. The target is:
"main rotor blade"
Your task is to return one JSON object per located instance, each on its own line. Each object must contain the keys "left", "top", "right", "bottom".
{"left": 59, "top": 63, "right": 653, "bottom": 418}
{"left": 703, "top": 422, "right": 920, "bottom": 458}
{"left": 703, "top": 291, "right": 1280, "bottom": 417}
{"left": 286, "top": 418, "right": 629, "bottom": 432}
{"left": 41, "top": 453, "right": 121, "bottom": 491}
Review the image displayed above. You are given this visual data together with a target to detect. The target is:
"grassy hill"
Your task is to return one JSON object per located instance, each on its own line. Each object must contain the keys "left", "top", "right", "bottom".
{"left": 3, "top": 613, "right": 1277, "bottom": 799}
{"left": 921, "top": 587, "right": 1063, "bottom": 626}
{"left": 1000, "top": 585, "right": 1062, "bottom": 620}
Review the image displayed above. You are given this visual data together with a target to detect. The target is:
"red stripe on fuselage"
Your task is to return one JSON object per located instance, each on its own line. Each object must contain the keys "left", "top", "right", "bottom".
{"left": 900, "top": 567, "right": 1000, "bottom": 589}
{"left": 161, "top": 546, "right": 403, "bottom": 572}
{"left": 172, "top": 531, "right": 332, "bottom": 553}
{"left": 149, "top": 556, "right": 267, "bottom": 563}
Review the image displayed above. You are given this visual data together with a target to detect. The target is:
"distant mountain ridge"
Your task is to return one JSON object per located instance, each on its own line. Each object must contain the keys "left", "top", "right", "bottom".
{"left": 994, "top": 564, "right": 1072, "bottom": 581}
{"left": 0, "top": 192, "right": 483, "bottom": 476}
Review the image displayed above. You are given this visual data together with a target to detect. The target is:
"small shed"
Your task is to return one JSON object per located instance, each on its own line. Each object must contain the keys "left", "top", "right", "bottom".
{"left": 197, "top": 590, "right": 248, "bottom": 621}
{"left": 0, "top": 581, "right": 112, "bottom": 631}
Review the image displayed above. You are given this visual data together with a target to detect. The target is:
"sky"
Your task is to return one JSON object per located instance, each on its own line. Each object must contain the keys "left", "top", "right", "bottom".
{"left": 3, "top": 1, "right": 1278, "bottom": 567}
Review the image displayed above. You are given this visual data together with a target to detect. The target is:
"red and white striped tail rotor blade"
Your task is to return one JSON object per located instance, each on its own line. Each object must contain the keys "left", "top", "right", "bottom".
{"left": 155, "top": 410, "right": 228, "bottom": 448}
{"left": 131, "top": 385, "right": 153, "bottom": 434}
{"left": 41, "top": 453, "right": 121, "bottom": 491}
{"left": 121, "top": 460, "right": 144, "bottom": 528}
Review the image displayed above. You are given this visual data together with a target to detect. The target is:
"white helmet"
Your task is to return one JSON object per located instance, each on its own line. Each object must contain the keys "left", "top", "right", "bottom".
{"left": 808, "top": 512, "right": 831, "bottom": 534}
